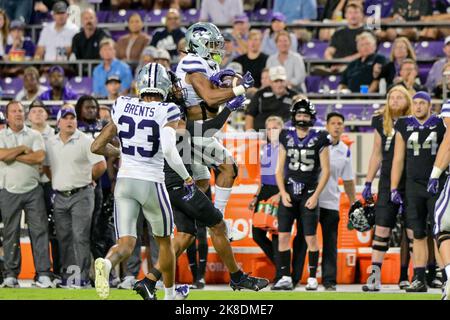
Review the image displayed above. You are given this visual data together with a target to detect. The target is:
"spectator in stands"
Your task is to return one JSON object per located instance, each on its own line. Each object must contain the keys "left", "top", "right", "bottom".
{"left": 1, "top": 0, "right": 32, "bottom": 24}
{"left": 71, "top": 8, "right": 111, "bottom": 60}
{"left": 15, "top": 67, "right": 48, "bottom": 102}
{"left": 378, "top": 37, "right": 416, "bottom": 88}
{"left": 43, "top": 108, "right": 106, "bottom": 288}
{"left": 27, "top": 99, "right": 61, "bottom": 278}
{"left": 93, "top": 38, "right": 133, "bottom": 97}
{"left": 324, "top": 2, "right": 365, "bottom": 64}
{"left": 105, "top": 75, "right": 121, "bottom": 101}
{"left": 245, "top": 66, "right": 297, "bottom": 131}
{"left": 154, "top": 48, "right": 171, "bottom": 69}
{"left": 199, "top": 0, "right": 244, "bottom": 24}
{"left": 0, "top": 9, "right": 9, "bottom": 59}
{"left": 4, "top": 20, "right": 35, "bottom": 61}
{"left": 248, "top": 116, "right": 283, "bottom": 281}
{"left": 260, "top": 68, "right": 270, "bottom": 89}
{"left": 34, "top": 1, "right": 79, "bottom": 61}
{"left": 266, "top": 30, "right": 306, "bottom": 92}
{"left": 0, "top": 101, "right": 53, "bottom": 288}
{"left": 177, "top": 37, "right": 187, "bottom": 59}
{"left": 234, "top": 29, "right": 268, "bottom": 92}
{"left": 0, "top": 110, "right": 5, "bottom": 130}
{"left": 150, "top": 9, "right": 186, "bottom": 61}
{"left": 99, "top": 105, "right": 112, "bottom": 122}
{"left": 426, "top": 36, "right": 450, "bottom": 93}
{"left": 261, "top": 12, "right": 298, "bottom": 56}
{"left": 230, "top": 14, "right": 250, "bottom": 55}
{"left": 116, "top": 13, "right": 150, "bottom": 62}
{"left": 220, "top": 32, "right": 240, "bottom": 69}
{"left": 318, "top": 112, "right": 356, "bottom": 291}
{"left": 388, "top": 59, "right": 427, "bottom": 94}
{"left": 39, "top": 66, "right": 78, "bottom": 101}
{"left": 433, "top": 62, "right": 450, "bottom": 100}
{"left": 338, "top": 32, "right": 387, "bottom": 93}
{"left": 378, "top": 0, "right": 431, "bottom": 41}
{"left": 273, "top": 0, "right": 317, "bottom": 23}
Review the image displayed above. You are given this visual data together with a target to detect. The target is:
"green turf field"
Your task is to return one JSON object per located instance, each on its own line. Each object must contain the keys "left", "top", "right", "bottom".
{"left": 0, "top": 289, "right": 441, "bottom": 300}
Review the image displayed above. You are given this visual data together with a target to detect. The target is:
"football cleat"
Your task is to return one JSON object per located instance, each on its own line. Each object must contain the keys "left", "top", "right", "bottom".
{"left": 94, "top": 258, "right": 111, "bottom": 299}
{"left": 362, "top": 280, "right": 381, "bottom": 292}
{"left": 1, "top": 277, "right": 19, "bottom": 288}
{"left": 133, "top": 278, "right": 157, "bottom": 300}
{"left": 271, "top": 276, "right": 293, "bottom": 291}
{"left": 305, "top": 277, "right": 318, "bottom": 291}
{"left": 230, "top": 273, "right": 269, "bottom": 291}
{"left": 117, "top": 276, "right": 137, "bottom": 290}
{"left": 429, "top": 278, "right": 443, "bottom": 289}
{"left": 35, "top": 275, "right": 55, "bottom": 289}
{"left": 398, "top": 280, "right": 410, "bottom": 290}
{"left": 324, "top": 284, "right": 336, "bottom": 291}
{"left": 405, "top": 279, "right": 428, "bottom": 293}
{"left": 175, "top": 284, "right": 190, "bottom": 300}
{"left": 190, "top": 278, "right": 205, "bottom": 289}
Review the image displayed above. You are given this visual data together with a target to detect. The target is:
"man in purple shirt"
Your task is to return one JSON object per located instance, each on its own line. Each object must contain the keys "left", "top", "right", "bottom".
{"left": 39, "top": 66, "right": 78, "bottom": 101}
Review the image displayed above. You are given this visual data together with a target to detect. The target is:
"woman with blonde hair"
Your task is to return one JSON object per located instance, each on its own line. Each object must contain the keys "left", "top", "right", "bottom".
{"left": 378, "top": 37, "right": 417, "bottom": 88}
{"left": 361, "top": 85, "right": 414, "bottom": 292}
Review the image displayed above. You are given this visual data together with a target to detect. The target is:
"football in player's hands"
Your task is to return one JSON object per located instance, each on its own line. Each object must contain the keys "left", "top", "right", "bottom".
{"left": 219, "top": 73, "right": 244, "bottom": 89}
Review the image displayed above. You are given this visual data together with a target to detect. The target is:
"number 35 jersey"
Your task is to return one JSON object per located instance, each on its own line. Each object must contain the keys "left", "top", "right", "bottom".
{"left": 279, "top": 127, "right": 332, "bottom": 187}
{"left": 395, "top": 114, "right": 446, "bottom": 182}
{"left": 112, "top": 96, "right": 181, "bottom": 183}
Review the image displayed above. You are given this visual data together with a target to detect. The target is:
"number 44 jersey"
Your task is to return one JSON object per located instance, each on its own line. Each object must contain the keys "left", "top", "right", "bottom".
{"left": 279, "top": 127, "right": 332, "bottom": 187}
{"left": 112, "top": 96, "right": 181, "bottom": 183}
{"left": 395, "top": 114, "right": 446, "bottom": 182}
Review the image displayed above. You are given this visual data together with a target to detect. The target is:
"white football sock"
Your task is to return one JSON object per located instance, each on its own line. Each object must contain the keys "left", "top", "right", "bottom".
{"left": 164, "top": 286, "right": 175, "bottom": 300}
{"left": 214, "top": 185, "right": 232, "bottom": 215}
{"left": 445, "top": 264, "right": 450, "bottom": 281}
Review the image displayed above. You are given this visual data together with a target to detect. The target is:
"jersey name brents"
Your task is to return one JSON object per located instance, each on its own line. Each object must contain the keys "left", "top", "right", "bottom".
{"left": 176, "top": 53, "right": 220, "bottom": 108}
{"left": 279, "top": 128, "right": 332, "bottom": 187}
{"left": 395, "top": 114, "right": 446, "bottom": 182}
{"left": 112, "top": 96, "right": 180, "bottom": 183}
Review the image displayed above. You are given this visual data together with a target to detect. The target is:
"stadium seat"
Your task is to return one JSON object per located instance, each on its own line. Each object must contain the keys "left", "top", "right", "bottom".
{"left": 181, "top": 9, "right": 200, "bottom": 24}
{"left": 67, "top": 77, "right": 93, "bottom": 96}
{"left": 0, "top": 77, "right": 23, "bottom": 98}
{"left": 305, "top": 75, "right": 321, "bottom": 93}
{"left": 108, "top": 9, "right": 145, "bottom": 23}
{"left": 377, "top": 41, "right": 392, "bottom": 59}
{"left": 96, "top": 10, "right": 110, "bottom": 23}
{"left": 300, "top": 41, "right": 328, "bottom": 59}
{"left": 418, "top": 63, "right": 433, "bottom": 85}
{"left": 414, "top": 41, "right": 445, "bottom": 60}
{"left": 319, "top": 75, "right": 341, "bottom": 91}
{"left": 145, "top": 9, "right": 168, "bottom": 23}
{"left": 251, "top": 8, "right": 272, "bottom": 22}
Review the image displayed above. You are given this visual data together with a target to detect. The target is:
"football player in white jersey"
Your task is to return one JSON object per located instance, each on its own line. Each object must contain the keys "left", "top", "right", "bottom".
{"left": 427, "top": 100, "right": 450, "bottom": 299}
{"left": 90, "top": 63, "right": 194, "bottom": 300}
{"left": 176, "top": 22, "right": 255, "bottom": 240}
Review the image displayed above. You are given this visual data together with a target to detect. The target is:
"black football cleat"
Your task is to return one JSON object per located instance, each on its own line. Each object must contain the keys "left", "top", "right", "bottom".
{"left": 405, "top": 279, "right": 428, "bottom": 293}
{"left": 230, "top": 273, "right": 269, "bottom": 291}
{"left": 133, "top": 278, "right": 157, "bottom": 300}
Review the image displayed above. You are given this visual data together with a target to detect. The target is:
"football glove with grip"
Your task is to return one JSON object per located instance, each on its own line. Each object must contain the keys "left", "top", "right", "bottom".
{"left": 182, "top": 180, "right": 196, "bottom": 201}
{"left": 362, "top": 182, "right": 372, "bottom": 201}
{"left": 427, "top": 178, "right": 439, "bottom": 195}
{"left": 210, "top": 69, "right": 236, "bottom": 87}
{"left": 390, "top": 189, "right": 403, "bottom": 205}
{"left": 225, "top": 95, "right": 245, "bottom": 111}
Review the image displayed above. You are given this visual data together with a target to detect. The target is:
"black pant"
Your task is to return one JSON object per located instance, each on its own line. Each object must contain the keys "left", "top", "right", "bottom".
{"left": 319, "top": 207, "right": 339, "bottom": 286}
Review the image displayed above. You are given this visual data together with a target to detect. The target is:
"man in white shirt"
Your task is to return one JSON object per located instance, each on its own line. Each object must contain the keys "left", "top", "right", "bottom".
{"left": 199, "top": 0, "right": 244, "bottom": 24}
{"left": 318, "top": 112, "right": 356, "bottom": 291}
{"left": 34, "top": 1, "right": 79, "bottom": 61}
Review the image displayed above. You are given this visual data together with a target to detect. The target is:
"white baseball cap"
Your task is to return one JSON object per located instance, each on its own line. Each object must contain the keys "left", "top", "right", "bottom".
{"left": 269, "top": 66, "right": 287, "bottom": 81}
{"left": 445, "top": 36, "right": 450, "bottom": 46}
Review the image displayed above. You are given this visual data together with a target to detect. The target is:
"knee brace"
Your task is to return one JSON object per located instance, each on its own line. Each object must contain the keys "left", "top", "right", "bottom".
{"left": 437, "top": 231, "right": 450, "bottom": 249}
{"left": 372, "top": 235, "right": 390, "bottom": 252}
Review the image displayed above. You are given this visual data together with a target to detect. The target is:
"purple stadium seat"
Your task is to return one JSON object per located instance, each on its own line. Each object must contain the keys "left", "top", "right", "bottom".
{"left": 377, "top": 41, "right": 392, "bottom": 58}
{"left": 0, "top": 77, "right": 23, "bottom": 98}
{"left": 418, "top": 63, "right": 433, "bottom": 85}
{"left": 335, "top": 104, "right": 367, "bottom": 121}
{"left": 319, "top": 75, "right": 341, "bottom": 91}
{"left": 314, "top": 104, "right": 330, "bottom": 122}
{"left": 96, "top": 10, "right": 110, "bottom": 23}
{"left": 301, "top": 41, "right": 328, "bottom": 59}
{"left": 305, "top": 75, "right": 321, "bottom": 93}
{"left": 414, "top": 41, "right": 445, "bottom": 60}
{"left": 67, "top": 77, "right": 93, "bottom": 96}
{"left": 251, "top": 8, "right": 272, "bottom": 22}
{"left": 145, "top": 9, "right": 168, "bottom": 23}
{"left": 182, "top": 8, "right": 200, "bottom": 24}
{"left": 108, "top": 9, "right": 144, "bottom": 23}
{"left": 110, "top": 30, "right": 128, "bottom": 41}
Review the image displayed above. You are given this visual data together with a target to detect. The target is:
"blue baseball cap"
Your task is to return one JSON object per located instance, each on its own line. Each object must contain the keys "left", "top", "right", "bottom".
{"left": 49, "top": 65, "right": 65, "bottom": 76}
{"left": 271, "top": 12, "right": 286, "bottom": 22}
{"left": 412, "top": 91, "right": 431, "bottom": 103}
{"left": 57, "top": 108, "right": 77, "bottom": 122}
